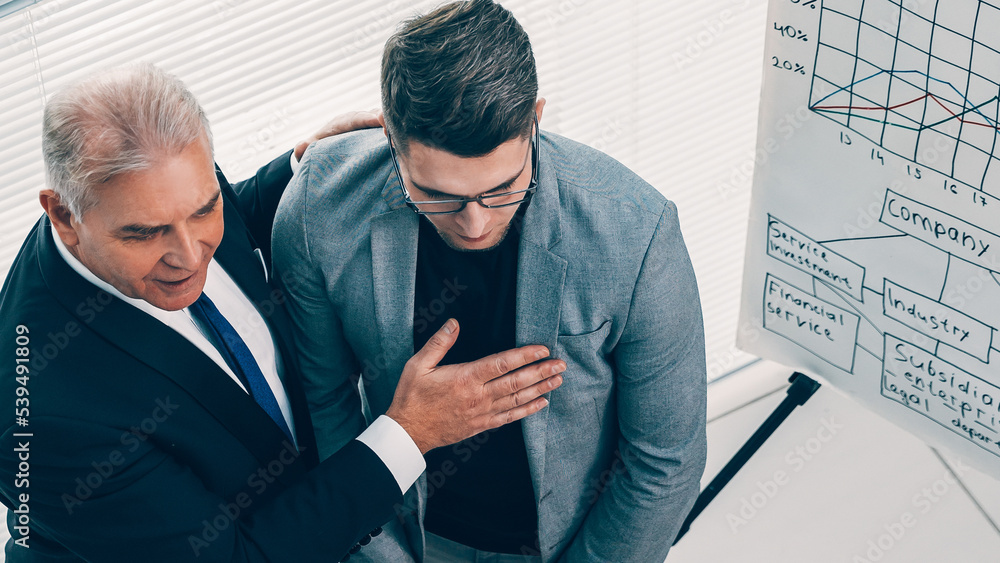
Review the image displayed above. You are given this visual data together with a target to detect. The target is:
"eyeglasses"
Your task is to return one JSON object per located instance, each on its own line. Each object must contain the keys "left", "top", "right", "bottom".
{"left": 387, "top": 115, "right": 539, "bottom": 215}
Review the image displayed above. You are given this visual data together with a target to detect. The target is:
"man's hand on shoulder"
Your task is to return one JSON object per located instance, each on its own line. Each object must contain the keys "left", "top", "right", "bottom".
{"left": 294, "top": 109, "right": 382, "bottom": 161}
{"left": 386, "top": 319, "right": 565, "bottom": 454}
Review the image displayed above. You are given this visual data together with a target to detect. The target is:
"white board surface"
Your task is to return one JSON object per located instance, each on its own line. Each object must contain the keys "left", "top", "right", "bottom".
{"left": 739, "top": 0, "right": 1000, "bottom": 473}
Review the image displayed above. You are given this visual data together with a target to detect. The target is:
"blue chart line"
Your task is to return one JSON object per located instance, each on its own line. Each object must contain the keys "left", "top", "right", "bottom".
{"left": 812, "top": 69, "right": 1000, "bottom": 133}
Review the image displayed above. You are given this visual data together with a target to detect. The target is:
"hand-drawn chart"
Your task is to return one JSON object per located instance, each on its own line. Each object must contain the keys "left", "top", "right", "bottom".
{"left": 809, "top": 0, "right": 1000, "bottom": 192}
{"left": 739, "top": 0, "right": 1000, "bottom": 472}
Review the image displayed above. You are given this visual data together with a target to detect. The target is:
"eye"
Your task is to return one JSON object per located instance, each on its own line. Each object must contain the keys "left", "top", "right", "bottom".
{"left": 125, "top": 233, "right": 156, "bottom": 242}
{"left": 195, "top": 201, "right": 218, "bottom": 216}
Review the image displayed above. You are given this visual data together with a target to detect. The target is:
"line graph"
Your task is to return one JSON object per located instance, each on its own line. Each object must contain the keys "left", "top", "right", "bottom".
{"left": 809, "top": 0, "right": 1000, "bottom": 193}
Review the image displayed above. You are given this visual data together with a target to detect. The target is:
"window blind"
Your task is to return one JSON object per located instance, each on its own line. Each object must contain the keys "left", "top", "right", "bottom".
{"left": 0, "top": 0, "right": 768, "bottom": 388}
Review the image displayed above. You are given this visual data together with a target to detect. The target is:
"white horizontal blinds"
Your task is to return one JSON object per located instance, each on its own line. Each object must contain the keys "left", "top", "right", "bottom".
{"left": 0, "top": 0, "right": 766, "bottom": 382}
{"left": 0, "top": 6, "right": 47, "bottom": 275}
{"left": 512, "top": 0, "right": 769, "bottom": 380}
{"left": 636, "top": 1, "right": 770, "bottom": 380}
{"left": 0, "top": 0, "right": 430, "bottom": 275}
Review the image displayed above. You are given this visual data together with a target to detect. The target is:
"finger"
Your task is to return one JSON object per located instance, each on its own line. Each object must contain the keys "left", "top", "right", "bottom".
{"left": 492, "top": 373, "right": 562, "bottom": 414}
{"left": 349, "top": 111, "right": 382, "bottom": 131}
{"left": 483, "top": 359, "right": 564, "bottom": 400}
{"left": 487, "top": 397, "right": 551, "bottom": 429}
{"left": 315, "top": 111, "right": 381, "bottom": 140}
{"left": 410, "top": 319, "right": 459, "bottom": 370}
{"left": 468, "top": 345, "right": 550, "bottom": 384}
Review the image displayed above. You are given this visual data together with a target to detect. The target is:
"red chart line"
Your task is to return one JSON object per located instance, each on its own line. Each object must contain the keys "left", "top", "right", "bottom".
{"left": 813, "top": 93, "right": 1000, "bottom": 131}
{"left": 813, "top": 93, "right": 930, "bottom": 112}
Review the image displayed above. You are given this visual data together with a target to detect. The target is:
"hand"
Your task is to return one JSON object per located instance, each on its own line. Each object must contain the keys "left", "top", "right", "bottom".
{"left": 293, "top": 109, "right": 383, "bottom": 161}
{"left": 385, "top": 319, "right": 565, "bottom": 454}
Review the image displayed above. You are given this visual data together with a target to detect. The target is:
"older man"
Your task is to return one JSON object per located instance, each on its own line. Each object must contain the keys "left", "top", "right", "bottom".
{"left": 274, "top": 1, "right": 708, "bottom": 561}
{"left": 0, "top": 63, "right": 563, "bottom": 562}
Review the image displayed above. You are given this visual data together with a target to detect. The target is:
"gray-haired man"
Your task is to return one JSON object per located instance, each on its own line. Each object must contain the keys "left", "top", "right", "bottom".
{"left": 0, "top": 62, "right": 563, "bottom": 561}
{"left": 274, "top": 1, "right": 708, "bottom": 561}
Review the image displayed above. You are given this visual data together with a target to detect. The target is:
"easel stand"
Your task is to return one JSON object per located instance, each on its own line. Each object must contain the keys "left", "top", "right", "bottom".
{"left": 673, "top": 371, "right": 821, "bottom": 544}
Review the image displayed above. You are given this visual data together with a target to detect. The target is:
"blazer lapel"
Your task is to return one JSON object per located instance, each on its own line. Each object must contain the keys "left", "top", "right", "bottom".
{"left": 515, "top": 145, "right": 567, "bottom": 498}
{"left": 38, "top": 215, "right": 307, "bottom": 485}
{"left": 370, "top": 206, "right": 420, "bottom": 385}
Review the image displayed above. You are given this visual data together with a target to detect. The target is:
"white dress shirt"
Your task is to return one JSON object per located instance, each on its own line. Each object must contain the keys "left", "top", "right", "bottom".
{"left": 50, "top": 224, "right": 423, "bottom": 493}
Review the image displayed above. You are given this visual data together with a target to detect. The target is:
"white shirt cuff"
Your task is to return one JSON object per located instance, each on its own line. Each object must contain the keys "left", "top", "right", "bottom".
{"left": 356, "top": 415, "right": 426, "bottom": 495}
{"left": 289, "top": 150, "right": 302, "bottom": 174}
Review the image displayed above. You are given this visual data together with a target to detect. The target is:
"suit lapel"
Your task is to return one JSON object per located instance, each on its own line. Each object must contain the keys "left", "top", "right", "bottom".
{"left": 370, "top": 206, "right": 419, "bottom": 383}
{"left": 515, "top": 143, "right": 567, "bottom": 498}
{"left": 515, "top": 245, "right": 566, "bottom": 497}
{"left": 38, "top": 210, "right": 308, "bottom": 485}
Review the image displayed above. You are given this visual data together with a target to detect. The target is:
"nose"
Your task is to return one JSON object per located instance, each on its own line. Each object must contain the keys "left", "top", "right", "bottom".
{"left": 162, "top": 226, "right": 201, "bottom": 271}
{"left": 454, "top": 202, "right": 491, "bottom": 238}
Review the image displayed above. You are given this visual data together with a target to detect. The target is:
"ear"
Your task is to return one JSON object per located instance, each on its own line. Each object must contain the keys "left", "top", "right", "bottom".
{"left": 378, "top": 112, "right": 389, "bottom": 139}
{"left": 39, "top": 190, "right": 81, "bottom": 248}
{"left": 534, "top": 98, "right": 546, "bottom": 126}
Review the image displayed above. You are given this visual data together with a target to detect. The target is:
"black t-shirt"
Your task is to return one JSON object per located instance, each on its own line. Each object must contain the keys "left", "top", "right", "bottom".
{"left": 412, "top": 210, "right": 540, "bottom": 555}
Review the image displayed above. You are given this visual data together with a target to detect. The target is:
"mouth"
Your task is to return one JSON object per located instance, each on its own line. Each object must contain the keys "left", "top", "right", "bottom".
{"left": 457, "top": 231, "right": 491, "bottom": 244}
{"left": 154, "top": 272, "right": 198, "bottom": 292}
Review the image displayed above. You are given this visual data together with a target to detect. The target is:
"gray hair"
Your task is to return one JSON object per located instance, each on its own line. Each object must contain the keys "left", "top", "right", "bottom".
{"left": 42, "top": 62, "right": 213, "bottom": 218}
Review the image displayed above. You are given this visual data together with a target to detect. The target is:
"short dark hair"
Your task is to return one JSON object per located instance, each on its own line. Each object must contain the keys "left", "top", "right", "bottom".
{"left": 381, "top": 0, "right": 537, "bottom": 157}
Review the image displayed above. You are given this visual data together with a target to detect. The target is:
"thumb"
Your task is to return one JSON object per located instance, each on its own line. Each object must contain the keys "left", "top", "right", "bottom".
{"left": 411, "top": 319, "right": 459, "bottom": 371}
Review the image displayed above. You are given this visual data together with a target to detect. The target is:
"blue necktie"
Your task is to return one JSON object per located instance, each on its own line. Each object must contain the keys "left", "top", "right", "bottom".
{"left": 188, "top": 293, "right": 294, "bottom": 443}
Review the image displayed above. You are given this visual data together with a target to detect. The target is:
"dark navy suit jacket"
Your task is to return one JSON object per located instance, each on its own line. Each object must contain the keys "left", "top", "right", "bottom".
{"left": 0, "top": 153, "right": 399, "bottom": 561}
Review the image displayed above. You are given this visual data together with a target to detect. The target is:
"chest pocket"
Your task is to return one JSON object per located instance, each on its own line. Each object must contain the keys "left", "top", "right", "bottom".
{"left": 553, "top": 320, "right": 613, "bottom": 396}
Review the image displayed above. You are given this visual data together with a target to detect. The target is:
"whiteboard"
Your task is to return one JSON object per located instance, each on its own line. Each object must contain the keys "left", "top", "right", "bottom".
{"left": 738, "top": 0, "right": 1000, "bottom": 473}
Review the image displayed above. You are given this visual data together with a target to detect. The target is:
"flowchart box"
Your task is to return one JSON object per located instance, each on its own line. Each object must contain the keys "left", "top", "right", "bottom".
{"left": 882, "top": 335, "right": 1000, "bottom": 458}
{"left": 880, "top": 190, "right": 1000, "bottom": 273}
{"left": 766, "top": 215, "right": 866, "bottom": 301}
{"left": 763, "top": 274, "right": 860, "bottom": 372}
{"left": 883, "top": 279, "right": 993, "bottom": 362}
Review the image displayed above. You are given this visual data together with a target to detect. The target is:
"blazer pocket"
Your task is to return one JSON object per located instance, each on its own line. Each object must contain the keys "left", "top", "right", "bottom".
{"left": 554, "top": 320, "right": 613, "bottom": 392}
{"left": 557, "top": 319, "right": 612, "bottom": 341}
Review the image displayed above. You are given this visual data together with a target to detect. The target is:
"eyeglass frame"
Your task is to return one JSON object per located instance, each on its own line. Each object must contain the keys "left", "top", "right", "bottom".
{"left": 386, "top": 114, "right": 540, "bottom": 215}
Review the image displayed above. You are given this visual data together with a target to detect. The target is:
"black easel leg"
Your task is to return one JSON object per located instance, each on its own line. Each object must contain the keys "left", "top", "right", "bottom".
{"left": 673, "top": 372, "right": 821, "bottom": 545}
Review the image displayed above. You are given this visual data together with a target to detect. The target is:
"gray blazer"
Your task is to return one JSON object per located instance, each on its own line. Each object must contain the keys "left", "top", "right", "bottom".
{"left": 273, "top": 129, "right": 707, "bottom": 562}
